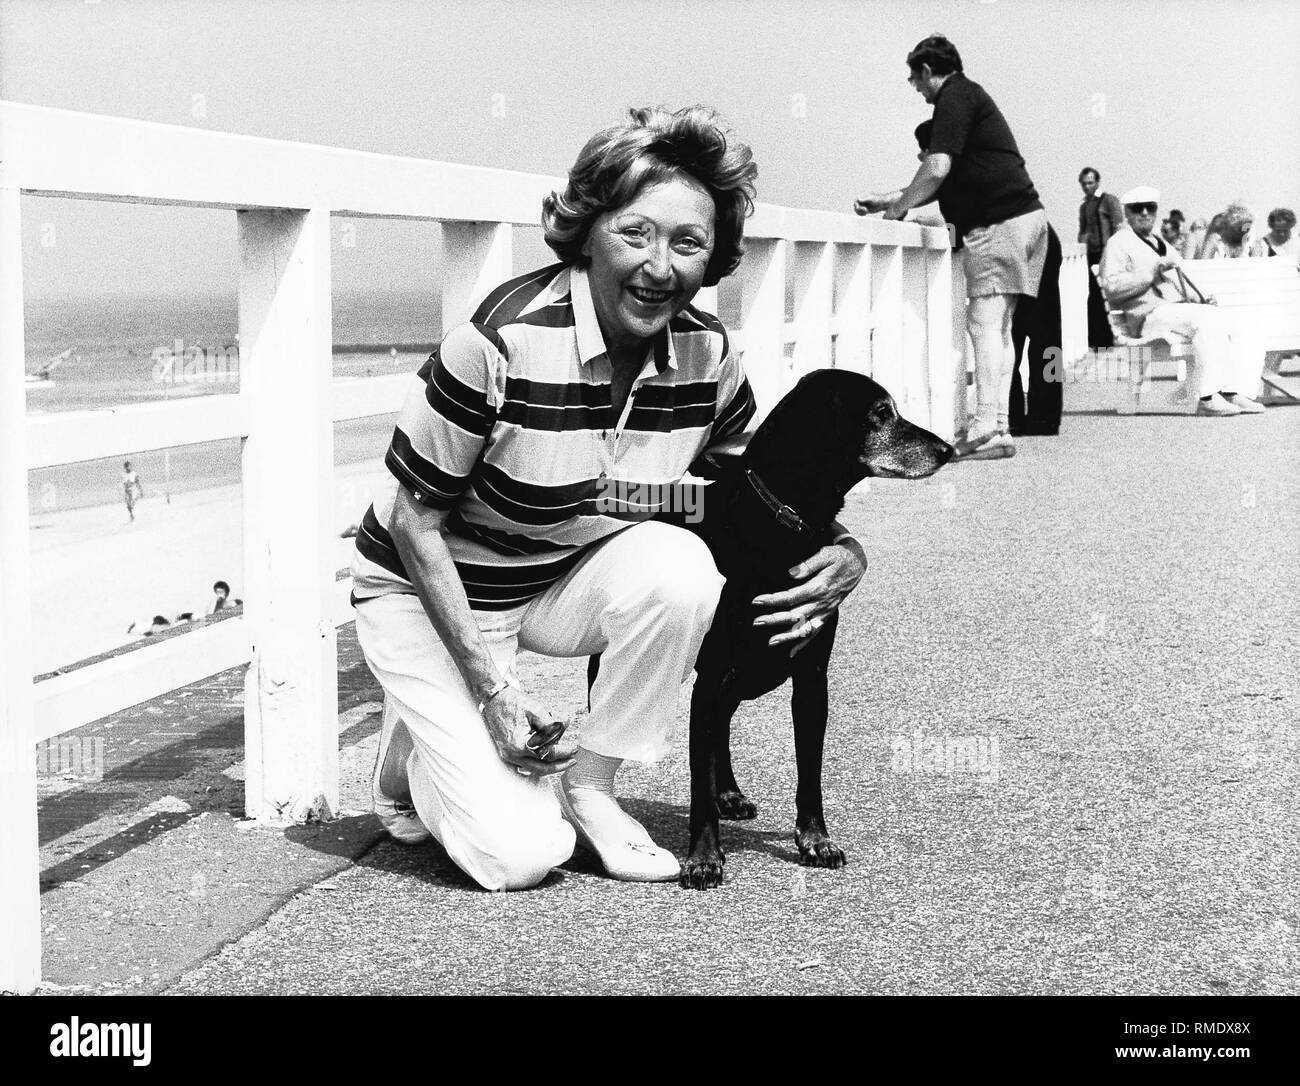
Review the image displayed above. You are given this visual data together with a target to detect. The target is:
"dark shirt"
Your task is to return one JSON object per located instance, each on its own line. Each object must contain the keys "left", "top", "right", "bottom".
{"left": 925, "top": 72, "right": 1042, "bottom": 241}
{"left": 1078, "top": 192, "right": 1124, "bottom": 251}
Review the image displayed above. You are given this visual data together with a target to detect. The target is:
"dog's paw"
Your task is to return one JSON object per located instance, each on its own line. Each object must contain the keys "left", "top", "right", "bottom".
{"left": 796, "top": 834, "right": 847, "bottom": 869}
{"left": 679, "top": 853, "right": 726, "bottom": 890}
{"left": 717, "top": 789, "right": 758, "bottom": 821}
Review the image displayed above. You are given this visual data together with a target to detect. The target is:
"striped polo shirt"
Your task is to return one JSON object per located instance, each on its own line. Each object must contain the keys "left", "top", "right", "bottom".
{"left": 350, "top": 262, "right": 757, "bottom": 611}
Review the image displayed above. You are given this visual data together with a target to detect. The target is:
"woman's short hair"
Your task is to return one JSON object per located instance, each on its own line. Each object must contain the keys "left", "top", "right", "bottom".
{"left": 906, "top": 35, "right": 963, "bottom": 77}
{"left": 914, "top": 120, "right": 933, "bottom": 150}
{"left": 1218, "top": 202, "right": 1253, "bottom": 240}
{"left": 1268, "top": 207, "right": 1297, "bottom": 230}
{"left": 1078, "top": 167, "right": 1100, "bottom": 184}
{"left": 542, "top": 105, "right": 758, "bottom": 287}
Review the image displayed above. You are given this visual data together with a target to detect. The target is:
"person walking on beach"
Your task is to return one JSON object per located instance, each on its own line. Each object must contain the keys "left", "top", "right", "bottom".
{"left": 122, "top": 461, "right": 144, "bottom": 522}
{"left": 855, "top": 34, "right": 1049, "bottom": 461}
{"left": 208, "top": 580, "right": 231, "bottom": 615}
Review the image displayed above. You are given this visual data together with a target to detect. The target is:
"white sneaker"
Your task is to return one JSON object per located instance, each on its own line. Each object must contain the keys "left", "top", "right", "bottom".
{"left": 1223, "top": 393, "right": 1265, "bottom": 414}
{"left": 371, "top": 703, "right": 432, "bottom": 845}
{"left": 1196, "top": 393, "right": 1242, "bottom": 417}
{"left": 953, "top": 425, "right": 1016, "bottom": 460}
{"left": 556, "top": 781, "right": 680, "bottom": 882}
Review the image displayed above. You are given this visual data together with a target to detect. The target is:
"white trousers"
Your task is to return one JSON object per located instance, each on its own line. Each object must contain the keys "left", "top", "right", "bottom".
{"left": 1140, "top": 303, "right": 1264, "bottom": 399}
{"left": 353, "top": 520, "right": 724, "bottom": 890}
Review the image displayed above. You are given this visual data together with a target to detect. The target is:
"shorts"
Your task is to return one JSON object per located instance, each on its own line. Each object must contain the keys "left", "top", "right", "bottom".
{"left": 962, "top": 208, "right": 1049, "bottom": 299}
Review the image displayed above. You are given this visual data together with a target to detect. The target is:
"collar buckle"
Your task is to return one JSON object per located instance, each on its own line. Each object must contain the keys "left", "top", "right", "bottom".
{"left": 745, "top": 469, "right": 815, "bottom": 536}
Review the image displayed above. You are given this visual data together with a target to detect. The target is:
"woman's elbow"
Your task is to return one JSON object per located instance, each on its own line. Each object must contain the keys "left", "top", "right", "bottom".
{"left": 389, "top": 492, "right": 449, "bottom": 559}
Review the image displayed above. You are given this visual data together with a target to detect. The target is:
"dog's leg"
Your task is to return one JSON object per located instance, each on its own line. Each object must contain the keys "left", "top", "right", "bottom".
{"left": 681, "top": 657, "right": 742, "bottom": 890}
{"left": 790, "top": 618, "right": 846, "bottom": 869}
{"left": 715, "top": 715, "right": 757, "bottom": 821}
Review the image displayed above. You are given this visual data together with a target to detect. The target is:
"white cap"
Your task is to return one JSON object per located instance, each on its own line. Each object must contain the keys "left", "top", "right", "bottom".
{"left": 1120, "top": 186, "right": 1160, "bottom": 207}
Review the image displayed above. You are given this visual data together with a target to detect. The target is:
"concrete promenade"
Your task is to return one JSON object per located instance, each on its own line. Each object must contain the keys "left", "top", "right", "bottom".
{"left": 32, "top": 406, "right": 1299, "bottom": 996}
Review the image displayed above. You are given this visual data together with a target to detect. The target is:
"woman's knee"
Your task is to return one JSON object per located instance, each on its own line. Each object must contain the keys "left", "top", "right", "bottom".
{"left": 450, "top": 815, "right": 576, "bottom": 892}
{"left": 623, "top": 522, "right": 723, "bottom": 614}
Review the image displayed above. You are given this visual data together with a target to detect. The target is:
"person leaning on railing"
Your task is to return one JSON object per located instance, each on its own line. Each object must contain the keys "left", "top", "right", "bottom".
{"left": 1099, "top": 186, "right": 1267, "bottom": 416}
{"left": 854, "top": 34, "right": 1050, "bottom": 461}
{"left": 347, "top": 105, "right": 869, "bottom": 891}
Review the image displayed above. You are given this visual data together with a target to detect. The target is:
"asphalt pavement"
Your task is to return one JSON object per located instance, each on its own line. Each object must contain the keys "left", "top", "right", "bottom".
{"left": 34, "top": 405, "right": 1300, "bottom": 995}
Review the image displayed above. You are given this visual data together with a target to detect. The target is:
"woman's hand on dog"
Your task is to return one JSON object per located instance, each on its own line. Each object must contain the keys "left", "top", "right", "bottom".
{"left": 751, "top": 537, "right": 868, "bottom": 656}
{"left": 481, "top": 687, "right": 578, "bottom": 776}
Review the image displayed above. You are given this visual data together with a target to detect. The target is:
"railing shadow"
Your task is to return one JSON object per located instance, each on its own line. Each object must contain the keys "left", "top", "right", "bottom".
{"left": 36, "top": 651, "right": 382, "bottom": 889}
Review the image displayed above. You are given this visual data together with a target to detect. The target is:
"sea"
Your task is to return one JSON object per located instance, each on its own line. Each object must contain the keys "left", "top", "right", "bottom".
{"left": 24, "top": 288, "right": 443, "bottom": 515}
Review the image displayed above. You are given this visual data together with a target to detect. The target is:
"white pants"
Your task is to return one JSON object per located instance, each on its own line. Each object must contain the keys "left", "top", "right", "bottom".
{"left": 1140, "top": 303, "right": 1264, "bottom": 399}
{"left": 353, "top": 520, "right": 724, "bottom": 890}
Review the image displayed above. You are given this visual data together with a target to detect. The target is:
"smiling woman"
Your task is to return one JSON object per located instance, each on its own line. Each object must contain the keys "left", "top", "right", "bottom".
{"left": 541, "top": 105, "right": 754, "bottom": 289}
{"left": 347, "top": 105, "right": 866, "bottom": 892}
{"left": 579, "top": 178, "right": 716, "bottom": 363}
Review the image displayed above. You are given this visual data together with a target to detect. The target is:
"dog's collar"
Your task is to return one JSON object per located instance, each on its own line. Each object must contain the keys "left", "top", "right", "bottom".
{"left": 744, "top": 469, "right": 817, "bottom": 536}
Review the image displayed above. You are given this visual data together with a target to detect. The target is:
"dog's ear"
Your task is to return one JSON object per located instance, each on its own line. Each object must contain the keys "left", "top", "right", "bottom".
{"left": 827, "top": 379, "right": 868, "bottom": 453}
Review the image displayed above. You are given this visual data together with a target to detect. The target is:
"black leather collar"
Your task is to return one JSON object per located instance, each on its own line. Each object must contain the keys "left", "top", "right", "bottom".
{"left": 744, "top": 469, "right": 817, "bottom": 537}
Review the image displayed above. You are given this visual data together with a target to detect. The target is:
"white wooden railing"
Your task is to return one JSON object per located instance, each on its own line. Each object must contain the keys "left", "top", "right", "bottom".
{"left": 0, "top": 100, "right": 961, "bottom": 993}
{"left": 1060, "top": 242, "right": 1090, "bottom": 365}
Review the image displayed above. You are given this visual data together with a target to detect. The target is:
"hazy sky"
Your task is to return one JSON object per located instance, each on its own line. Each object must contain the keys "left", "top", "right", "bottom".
{"left": 3, "top": 0, "right": 1298, "bottom": 299}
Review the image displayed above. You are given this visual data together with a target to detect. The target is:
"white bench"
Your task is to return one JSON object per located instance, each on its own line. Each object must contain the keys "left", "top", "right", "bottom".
{"left": 1190, "top": 258, "right": 1300, "bottom": 405}
{"left": 1069, "top": 258, "right": 1300, "bottom": 414}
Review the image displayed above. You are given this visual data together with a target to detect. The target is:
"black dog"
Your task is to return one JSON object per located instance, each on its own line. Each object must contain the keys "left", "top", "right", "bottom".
{"left": 589, "top": 370, "right": 952, "bottom": 888}
{"left": 679, "top": 370, "right": 952, "bottom": 888}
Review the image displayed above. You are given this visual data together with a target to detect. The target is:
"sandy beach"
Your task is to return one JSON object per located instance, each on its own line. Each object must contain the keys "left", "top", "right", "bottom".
{"left": 28, "top": 459, "right": 393, "bottom": 676}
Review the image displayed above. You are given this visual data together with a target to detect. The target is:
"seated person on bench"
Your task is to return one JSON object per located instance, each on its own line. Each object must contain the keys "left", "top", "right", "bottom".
{"left": 1099, "top": 186, "right": 1267, "bottom": 416}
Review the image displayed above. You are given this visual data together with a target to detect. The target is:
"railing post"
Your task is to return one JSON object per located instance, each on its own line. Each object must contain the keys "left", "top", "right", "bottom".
{"left": 899, "top": 247, "right": 931, "bottom": 422}
{"left": 951, "top": 255, "right": 972, "bottom": 431}
{"left": 238, "top": 208, "right": 338, "bottom": 824}
{"left": 924, "top": 240, "right": 957, "bottom": 441}
{"left": 441, "top": 222, "right": 513, "bottom": 328}
{"left": 870, "top": 243, "right": 904, "bottom": 392}
{"left": 0, "top": 181, "right": 42, "bottom": 994}
{"left": 1060, "top": 243, "right": 1089, "bottom": 365}
{"left": 833, "top": 243, "right": 872, "bottom": 374}
{"left": 792, "top": 241, "right": 833, "bottom": 381}
{"left": 738, "top": 238, "right": 786, "bottom": 417}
